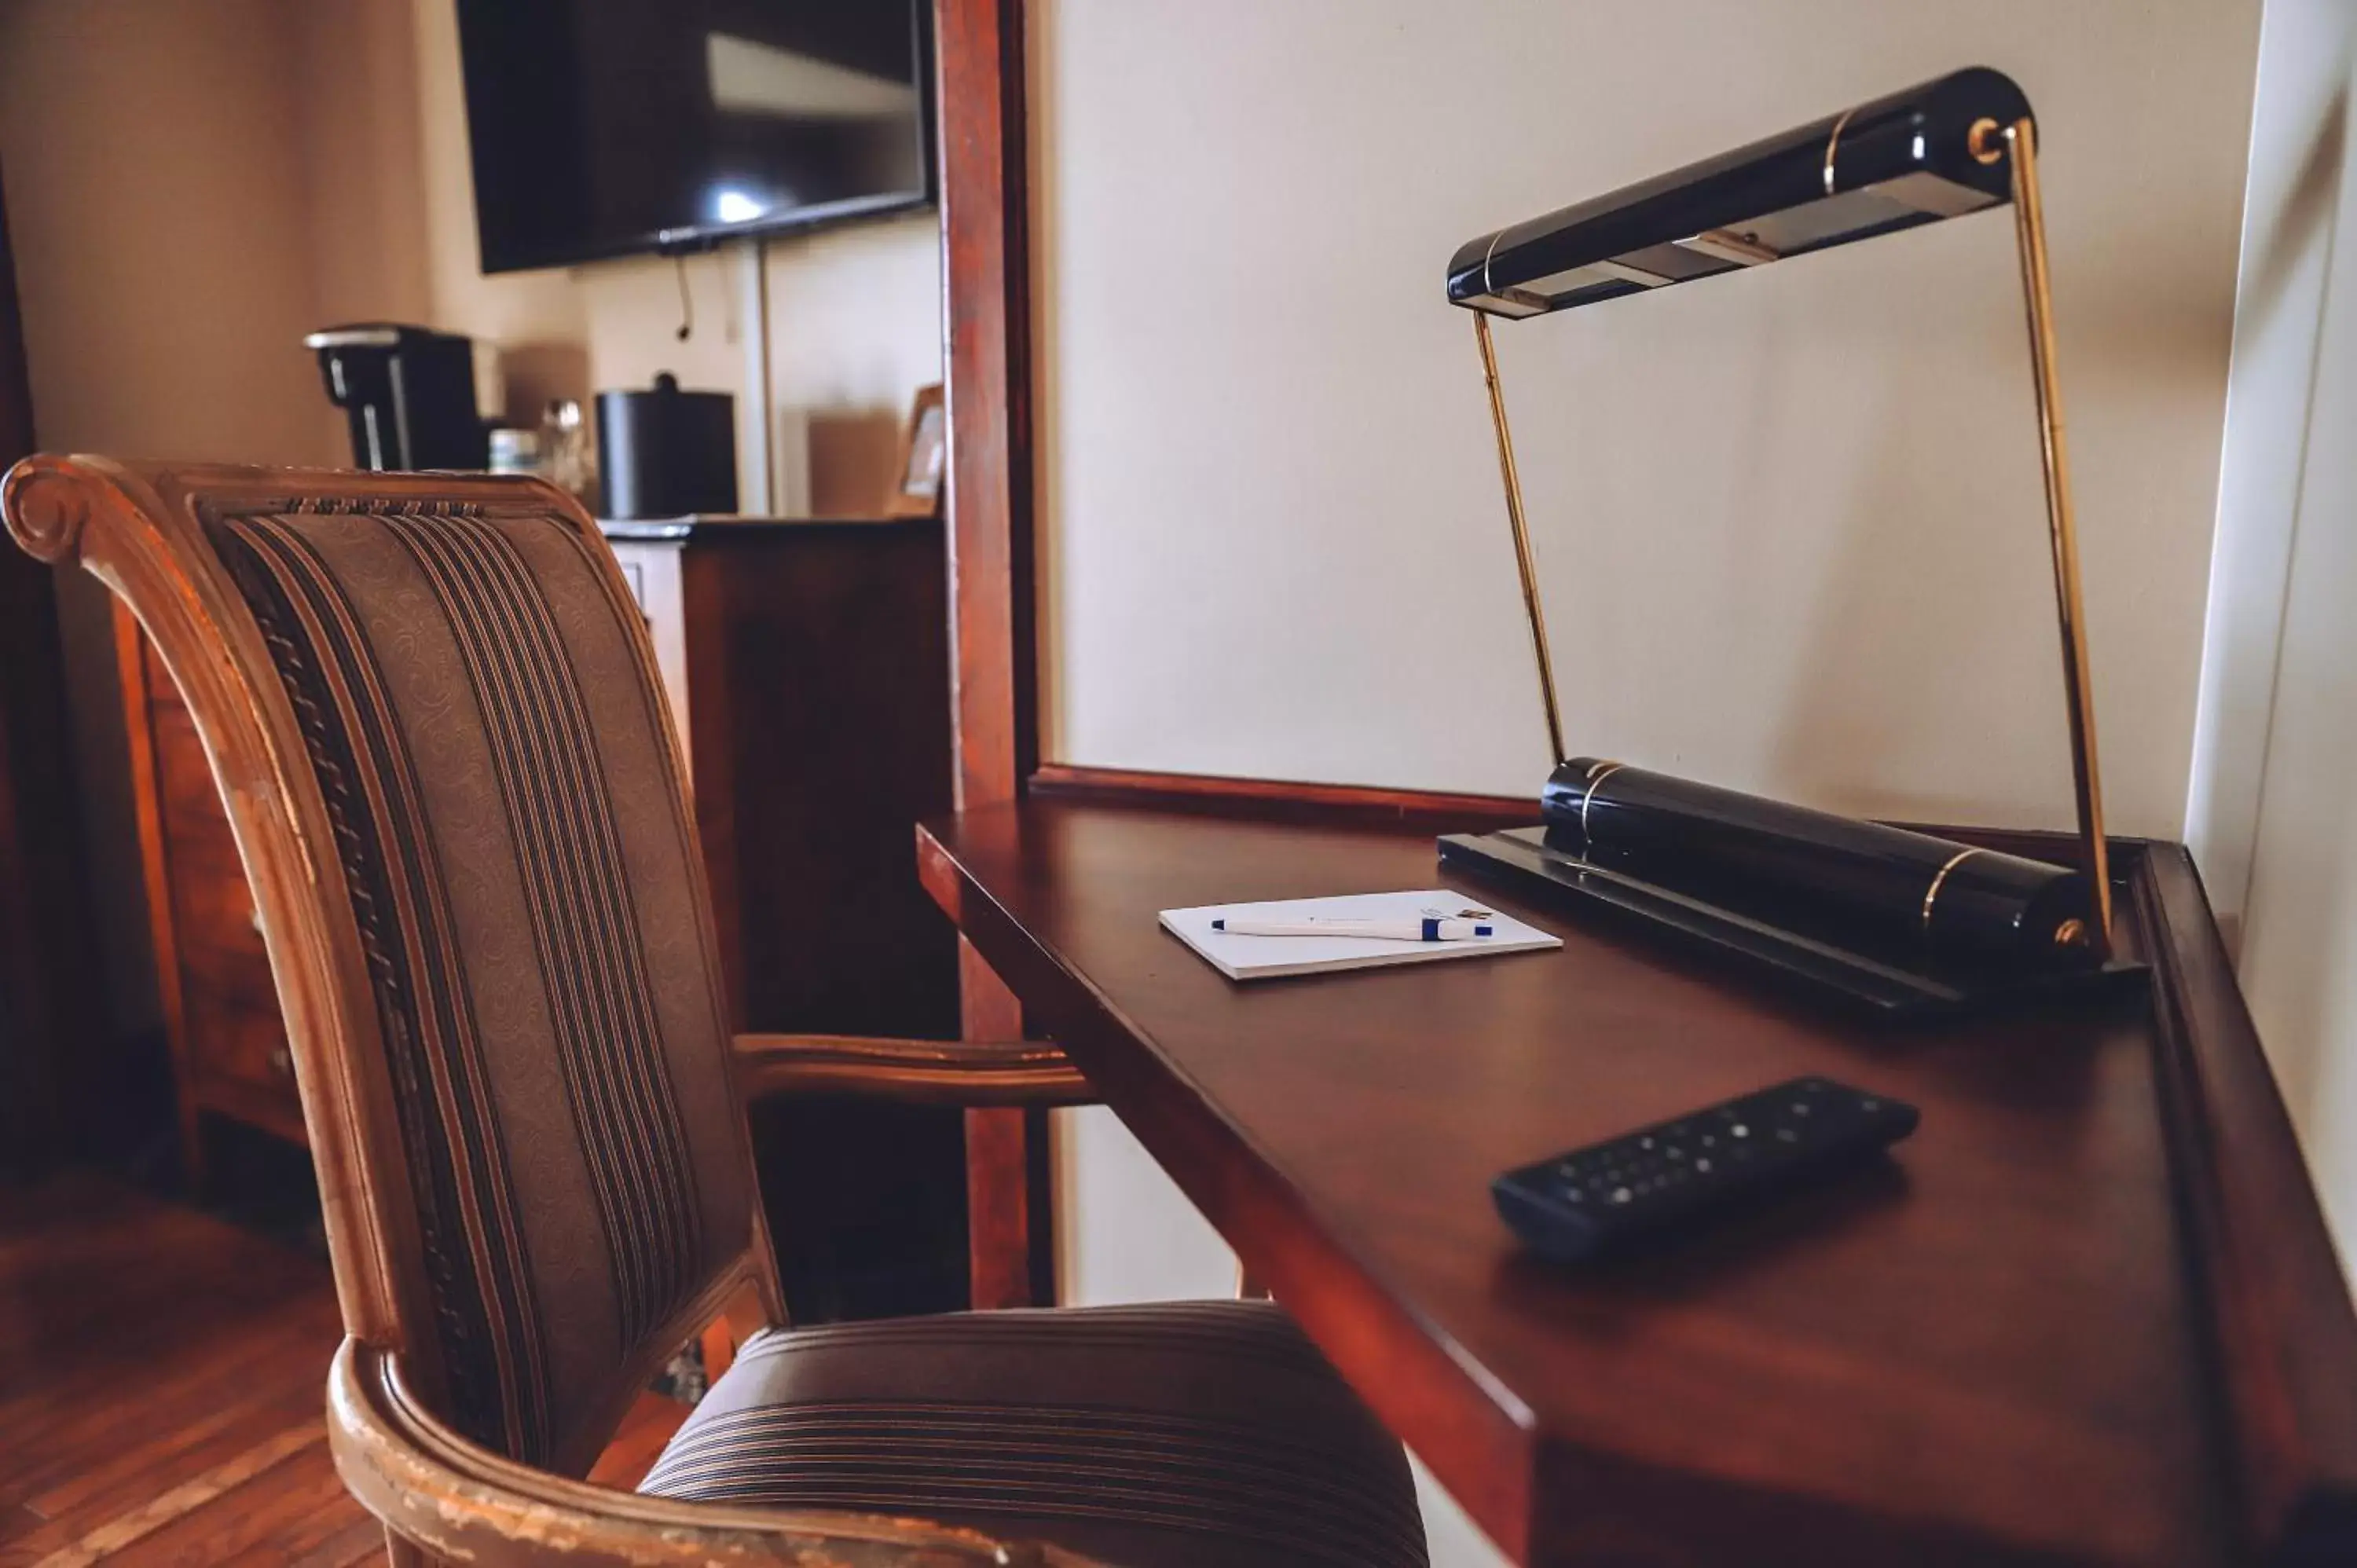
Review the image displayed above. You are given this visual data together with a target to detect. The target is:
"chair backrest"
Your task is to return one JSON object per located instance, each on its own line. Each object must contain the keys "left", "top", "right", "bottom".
{"left": 2, "top": 458, "right": 777, "bottom": 1476}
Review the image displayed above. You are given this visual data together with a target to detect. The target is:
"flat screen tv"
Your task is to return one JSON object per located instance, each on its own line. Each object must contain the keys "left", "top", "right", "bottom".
{"left": 456, "top": 0, "right": 933, "bottom": 274}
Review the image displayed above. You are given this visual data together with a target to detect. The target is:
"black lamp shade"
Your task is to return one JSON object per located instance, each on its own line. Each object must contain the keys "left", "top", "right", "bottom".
{"left": 1448, "top": 67, "right": 2034, "bottom": 318}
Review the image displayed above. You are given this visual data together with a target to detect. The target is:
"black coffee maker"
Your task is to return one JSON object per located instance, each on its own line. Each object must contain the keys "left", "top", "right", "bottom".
{"left": 305, "top": 324, "right": 488, "bottom": 471}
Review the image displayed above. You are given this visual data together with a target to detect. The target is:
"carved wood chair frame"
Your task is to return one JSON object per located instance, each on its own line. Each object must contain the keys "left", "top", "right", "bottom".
{"left": 2, "top": 454, "right": 1099, "bottom": 1568}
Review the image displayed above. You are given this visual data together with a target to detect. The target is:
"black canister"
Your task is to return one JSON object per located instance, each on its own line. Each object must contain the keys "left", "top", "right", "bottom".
{"left": 596, "top": 373, "right": 738, "bottom": 519}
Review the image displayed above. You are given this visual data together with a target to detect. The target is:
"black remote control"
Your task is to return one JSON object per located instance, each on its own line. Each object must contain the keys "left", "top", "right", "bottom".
{"left": 1493, "top": 1076, "right": 1919, "bottom": 1262}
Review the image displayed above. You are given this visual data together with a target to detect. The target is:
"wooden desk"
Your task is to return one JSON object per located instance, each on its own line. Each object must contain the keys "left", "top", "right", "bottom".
{"left": 916, "top": 785, "right": 2357, "bottom": 1568}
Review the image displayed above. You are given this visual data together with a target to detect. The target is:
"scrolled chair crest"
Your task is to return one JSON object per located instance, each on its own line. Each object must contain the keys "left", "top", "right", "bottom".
{"left": 1, "top": 452, "right": 97, "bottom": 564}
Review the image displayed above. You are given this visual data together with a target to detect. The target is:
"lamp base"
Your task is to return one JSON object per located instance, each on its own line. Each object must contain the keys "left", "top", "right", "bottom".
{"left": 1437, "top": 826, "right": 2143, "bottom": 1020}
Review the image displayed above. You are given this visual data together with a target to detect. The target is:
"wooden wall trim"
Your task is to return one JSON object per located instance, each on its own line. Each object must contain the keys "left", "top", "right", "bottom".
{"left": 938, "top": 0, "right": 1048, "bottom": 1308}
{"left": 940, "top": 0, "right": 1034, "bottom": 815}
{"left": 1029, "top": 763, "right": 2163, "bottom": 864}
{"left": 1028, "top": 762, "right": 1538, "bottom": 833}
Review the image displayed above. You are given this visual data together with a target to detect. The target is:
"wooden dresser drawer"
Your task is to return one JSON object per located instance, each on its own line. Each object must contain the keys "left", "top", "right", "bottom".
{"left": 125, "top": 616, "right": 305, "bottom": 1154}
{"left": 164, "top": 821, "right": 292, "bottom": 1101}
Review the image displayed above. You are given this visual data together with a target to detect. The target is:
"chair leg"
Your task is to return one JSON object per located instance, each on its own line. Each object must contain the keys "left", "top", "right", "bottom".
{"left": 699, "top": 1314, "right": 737, "bottom": 1384}
{"left": 699, "top": 1278, "right": 767, "bottom": 1384}
{"left": 385, "top": 1528, "right": 445, "bottom": 1566}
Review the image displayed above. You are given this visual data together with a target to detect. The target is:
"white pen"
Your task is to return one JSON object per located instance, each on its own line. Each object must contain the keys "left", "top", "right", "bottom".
{"left": 1210, "top": 916, "right": 1494, "bottom": 942}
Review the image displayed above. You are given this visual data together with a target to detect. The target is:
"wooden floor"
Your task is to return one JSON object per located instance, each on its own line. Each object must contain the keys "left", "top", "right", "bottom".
{"left": 0, "top": 1175, "right": 687, "bottom": 1566}
{"left": 0, "top": 1175, "right": 383, "bottom": 1566}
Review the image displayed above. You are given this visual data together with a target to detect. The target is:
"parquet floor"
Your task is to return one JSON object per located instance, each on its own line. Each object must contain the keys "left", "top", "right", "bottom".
{"left": 0, "top": 1175, "right": 382, "bottom": 1566}
{"left": 0, "top": 1175, "right": 686, "bottom": 1566}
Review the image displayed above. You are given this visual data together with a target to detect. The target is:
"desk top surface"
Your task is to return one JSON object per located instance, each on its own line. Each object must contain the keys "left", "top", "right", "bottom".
{"left": 915, "top": 792, "right": 2326, "bottom": 1567}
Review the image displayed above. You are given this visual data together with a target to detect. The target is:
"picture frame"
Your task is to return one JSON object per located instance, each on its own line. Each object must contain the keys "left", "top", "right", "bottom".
{"left": 886, "top": 383, "right": 947, "bottom": 518}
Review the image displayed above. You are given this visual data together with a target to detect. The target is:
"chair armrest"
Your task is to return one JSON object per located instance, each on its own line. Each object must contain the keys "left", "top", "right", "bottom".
{"left": 731, "top": 1033, "right": 1096, "bottom": 1107}
{"left": 328, "top": 1336, "right": 1106, "bottom": 1567}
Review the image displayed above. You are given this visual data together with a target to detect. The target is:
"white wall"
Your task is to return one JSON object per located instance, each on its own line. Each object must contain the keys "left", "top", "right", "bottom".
{"left": 0, "top": 0, "right": 350, "bottom": 1034}
{"left": 1033, "top": 0, "right": 2256, "bottom": 830}
{"left": 1030, "top": 5, "right": 2265, "bottom": 1563}
{"left": 0, "top": 0, "right": 343, "bottom": 472}
{"left": 2187, "top": 0, "right": 2354, "bottom": 931}
{"left": 2187, "top": 0, "right": 2357, "bottom": 1280}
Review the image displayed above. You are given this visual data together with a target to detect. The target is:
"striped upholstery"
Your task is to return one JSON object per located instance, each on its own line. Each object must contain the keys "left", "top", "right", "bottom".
{"left": 643, "top": 1301, "right": 1429, "bottom": 1568}
{"left": 206, "top": 492, "right": 1428, "bottom": 1565}
{"left": 209, "top": 500, "right": 750, "bottom": 1466}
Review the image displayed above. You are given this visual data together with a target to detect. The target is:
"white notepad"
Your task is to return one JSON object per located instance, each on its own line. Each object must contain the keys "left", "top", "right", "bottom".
{"left": 1159, "top": 888, "right": 1563, "bottom": 981}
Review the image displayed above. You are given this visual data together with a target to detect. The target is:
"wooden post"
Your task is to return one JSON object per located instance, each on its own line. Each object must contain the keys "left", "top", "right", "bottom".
{"left": 937, "top": 0, "right": 1050, "bottom": 1309}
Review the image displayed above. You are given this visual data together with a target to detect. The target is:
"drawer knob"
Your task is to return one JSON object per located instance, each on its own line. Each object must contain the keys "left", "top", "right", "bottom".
{"left": 269, "top": 1046, "right": 293, "bottom": 1077}
{"left": 249, "top": 907, "right": 264, "bottom": 936}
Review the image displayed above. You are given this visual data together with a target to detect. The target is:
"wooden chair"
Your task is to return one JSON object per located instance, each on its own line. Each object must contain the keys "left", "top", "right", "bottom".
{"left": 2, "top": 456, "right": 1428, "bottom": 1568}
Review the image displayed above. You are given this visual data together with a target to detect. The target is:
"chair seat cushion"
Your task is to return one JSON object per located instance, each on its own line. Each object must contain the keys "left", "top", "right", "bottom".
{"left": 639, "top": 1299, "right": 1429, "bottom": 1568}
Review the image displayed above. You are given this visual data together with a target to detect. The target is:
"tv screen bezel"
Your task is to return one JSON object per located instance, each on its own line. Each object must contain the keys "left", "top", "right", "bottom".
{"left": 457, "top": 0, "right": 937, "bottom": 277}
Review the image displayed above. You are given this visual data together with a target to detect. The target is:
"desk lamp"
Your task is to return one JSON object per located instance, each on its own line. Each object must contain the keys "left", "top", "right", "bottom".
{"left": 1436, "top": 68, "right": 2138, "bottom": 1014}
